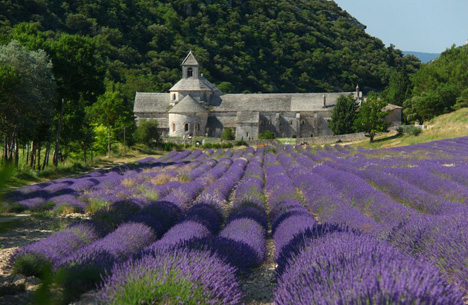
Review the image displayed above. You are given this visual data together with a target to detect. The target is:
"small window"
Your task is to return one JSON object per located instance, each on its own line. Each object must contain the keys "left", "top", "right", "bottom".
{"left": 196, "top": 124, "right": 200, "bottom": 131}
{"left": 290, "top": 120, "right": 293, "bottom": 125}
{"left": 301, "top": 120, "right": 305, "bottom": 125}
{"left": 172, "top": 94, "right": 176, "bottom": 101}
{"left": 172, "top": 123, "right": 176, "bottom": 132}
{"left": 187, "top": 68, "right": 193, "bottom": 77}
{"left": 185, "top": 123, "right": 189, "bottom": 132}
{"left": 246, "top": 132, "right": 249, "bottom": 138}
{"left": 310, "top": 134, "right": 314, "bottom": 138}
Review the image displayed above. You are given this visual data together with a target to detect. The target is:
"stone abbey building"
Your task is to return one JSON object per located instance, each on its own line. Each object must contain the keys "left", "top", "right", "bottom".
{"left": 134, "top": 51, "right": 363, "bottom": 140}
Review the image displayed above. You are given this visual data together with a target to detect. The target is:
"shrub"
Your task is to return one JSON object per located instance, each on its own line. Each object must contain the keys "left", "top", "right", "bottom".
{"left": 401, "top": 125, "right": 423, "bottom": 136}
{"left": 234, "top": 140, "right": 248, "bottom": 146}
{"left": 259, "top": 130, "right": 275, "bottom": 139}
{"left": 221, "top": 127, "right": 235, "bottom": 140}
{"left": 134, "top": 119, "right": 160, "bottom": 148}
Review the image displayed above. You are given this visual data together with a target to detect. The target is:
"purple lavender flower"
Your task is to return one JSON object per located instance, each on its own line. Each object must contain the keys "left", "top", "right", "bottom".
{"left": 275, "top": 230, "right": 464, "bottom": 304}
{"left": 96, "top": 248, "right": 242, "bottom": 304}
{"left": 10, "top": 223, "right": 99, "bottom": 277}
{"left": 55, "top": 222, "right": 156, "bottom": 300}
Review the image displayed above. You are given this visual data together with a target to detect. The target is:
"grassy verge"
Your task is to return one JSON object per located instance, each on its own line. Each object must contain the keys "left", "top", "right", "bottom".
{"left": 0, "top": 148, "right": 167, "bottom": 196}
{"left": 351, "top": 108, "right": 468, "bottom": 150}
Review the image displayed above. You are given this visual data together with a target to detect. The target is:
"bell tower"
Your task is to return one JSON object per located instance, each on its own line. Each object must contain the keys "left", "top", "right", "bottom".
{"left": 182, "top": 51, "right": 199, "bottom": 79}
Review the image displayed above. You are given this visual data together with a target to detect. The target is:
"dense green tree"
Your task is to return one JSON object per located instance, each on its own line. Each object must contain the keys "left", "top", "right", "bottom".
{"left": 454, "top": 88, "right": 468, "bottom": 110}
{"left": 259, "top": 130, "right": 275, "bottom": 140}
{"left": 329, "top": 95, "right": 357, "bottom": 135}
{"left": 354, "top": 95, "right": 389, "bottom": 142}
{"left": 404, "top": 45, "right": 468, "bottom": 122}
{"left": 1, "top": 0, "right": 415, "bottom": 94}
{"left": 0, "top": 40, "right": 56, "bottom": 165}
{"left": 134, "top": 120, "right": 160, "bottom": 148}
{"left": 90, "top": 83, "right": 131, "bottom": 156}
{"left": 221, "top": 127, "right": 235, "bottom": 141}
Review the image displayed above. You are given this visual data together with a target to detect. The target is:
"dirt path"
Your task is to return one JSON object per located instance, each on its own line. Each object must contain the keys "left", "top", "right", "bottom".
{"left": 240, "top": 236, "right": 276, "bottom": 304}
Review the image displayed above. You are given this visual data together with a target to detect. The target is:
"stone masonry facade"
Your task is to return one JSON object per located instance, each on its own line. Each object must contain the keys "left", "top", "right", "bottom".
{"left": 134, "top": 52, "right": 399, "bottom": 140}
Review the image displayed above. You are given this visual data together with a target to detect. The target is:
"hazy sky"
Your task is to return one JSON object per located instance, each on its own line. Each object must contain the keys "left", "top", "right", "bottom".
{"left": 333, "top": 0, "right": 468, "bottom": 53}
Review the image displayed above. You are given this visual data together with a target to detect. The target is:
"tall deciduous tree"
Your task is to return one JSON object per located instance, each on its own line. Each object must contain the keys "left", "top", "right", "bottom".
{"left": 91, "top": 82, "right": 132, "bottom": 157}
{"left": 0, "top": 40, "right": 56, "bottom": 166}
{"left": 354, "top": 95, "right": 389, "bottom": 143}
{"left": 329, "top": 95, "right": 357, "bottom": 135}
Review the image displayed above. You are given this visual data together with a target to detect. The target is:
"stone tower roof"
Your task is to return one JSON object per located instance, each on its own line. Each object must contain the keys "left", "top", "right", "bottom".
{"left": 181, "top": 51, "right": 199, "bottom": 66}
{"left": 168, "top": 95, "right": 209, "bottom": 114}
{"left": 170, "top": 76, "right": 222, "bottom": 94}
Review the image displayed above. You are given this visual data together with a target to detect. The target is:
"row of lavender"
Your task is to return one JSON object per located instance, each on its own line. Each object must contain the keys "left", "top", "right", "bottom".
{"left": 8, "top": 137, "right": 468, "bottom": 304}
{"left": 4, "top": 149, "right": 227, "bottom": 212}
{"left": 10, "top": 148, "right": 268, "bottom": 303}
{"left": 271, "top": 137, "right": 468, "bottom": 303}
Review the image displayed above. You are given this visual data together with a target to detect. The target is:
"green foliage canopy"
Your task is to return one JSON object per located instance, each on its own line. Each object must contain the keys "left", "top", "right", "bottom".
{"left": 134, "top": 119, "right": 160, "bottom": 148}
{"left": 404, "top": 45, "right": 468, "bottom": 123}
{"left": 221, "top": 127, "right": 235, "bottom": 141}
{"left": 354, "top": 95, "right": 389, "bottom": 142}
{"left": 329, "top": 95, "right": 357, "bottom": 135}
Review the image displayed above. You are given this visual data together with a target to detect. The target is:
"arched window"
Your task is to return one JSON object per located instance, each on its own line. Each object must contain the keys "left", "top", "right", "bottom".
{"left": 187, "top": 68, "right": 193, "bottom": 77}
{"left": 196, "top": 124, "right": 200, "bottom": 131}
{"left": 301, "top": 120, "right": 305, "bottom": 125}
{"left": 172, "top": 94, "right": 176, "bottom": 101}
{"left": 185, "top": 123, "right": 189, "bottom": 132}
{"left": 290, "top": 120, "right": 293, "bottom": 125}
{"left": 172, "top": 123, "right": 176, "bottom": 132}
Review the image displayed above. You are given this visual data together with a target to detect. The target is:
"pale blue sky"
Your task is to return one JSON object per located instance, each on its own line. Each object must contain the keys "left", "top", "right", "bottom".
{"left": 333, "top": 0, "right": 468, "bottom": 53}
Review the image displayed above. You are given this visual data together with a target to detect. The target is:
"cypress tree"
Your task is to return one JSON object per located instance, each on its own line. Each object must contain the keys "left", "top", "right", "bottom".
{"left": 329, "top": 95, "right": 358, "bottom": 135}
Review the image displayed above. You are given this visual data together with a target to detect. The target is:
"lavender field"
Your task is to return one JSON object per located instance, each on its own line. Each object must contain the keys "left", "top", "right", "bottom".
{"left": 5, "top": 137, "right": 468, "bottom": 304}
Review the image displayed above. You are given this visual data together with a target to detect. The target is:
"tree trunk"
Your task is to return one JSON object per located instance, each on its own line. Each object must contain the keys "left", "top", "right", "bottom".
{"left": 43, "top": 141, "right": 51, "bottom": 170}
{"left": 14, "top": 137, "right": 19, "bottom": 167}
{"left": 54, "top": 99, "right": 64, "bottom": 169}
{"left": 83, "top": 142, "right": 87, "bottom": 163}
{"left": 30, "top": 142, "right": 36, "bottom": 169}
{"left": 107, "top": 126, "right": 111, "bottom": 158}
{"left": 3, "top": 135, "right": 7, "bottom": 164}
{"left": 36, "top": 142, "right": 41, "bottom": 170}
{"left": 26, "top": 142, "right": 30, "bottom": 166}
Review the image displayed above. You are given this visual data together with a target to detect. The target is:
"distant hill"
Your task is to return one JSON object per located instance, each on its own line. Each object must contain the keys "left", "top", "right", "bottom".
{"left": 403, "top": 51, "right": 440, "bottom": 63}
{"left": 0, "top": 0, "right": 415, "bottom": 94}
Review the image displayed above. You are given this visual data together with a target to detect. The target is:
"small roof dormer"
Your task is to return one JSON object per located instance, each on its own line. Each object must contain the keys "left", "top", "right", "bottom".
{"left": 182, "top": 51, "right": 199, "bottom": 79}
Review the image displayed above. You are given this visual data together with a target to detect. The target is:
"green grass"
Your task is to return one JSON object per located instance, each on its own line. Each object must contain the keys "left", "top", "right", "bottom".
{"left": 276, "top": 138, "right": 297, "bottom": 145}
{"left": 104, "top": 269, "right": 205, "bottom": 305}
{"left": 0, "top": 148, "right": 168, "bottom": 203}
{"left": 352, "top": 108, "right": 468, "bottom": 150}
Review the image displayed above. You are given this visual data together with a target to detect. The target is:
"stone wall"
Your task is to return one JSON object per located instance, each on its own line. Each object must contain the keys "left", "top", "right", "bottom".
{"left": 245, "top": 132, "right": 367, "bottom": 146}
{"left": 168, "top": 113, "right": 208, "bottom": 137}
{"left": 163, "top": 132, "right": 367, "bottom": 146}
